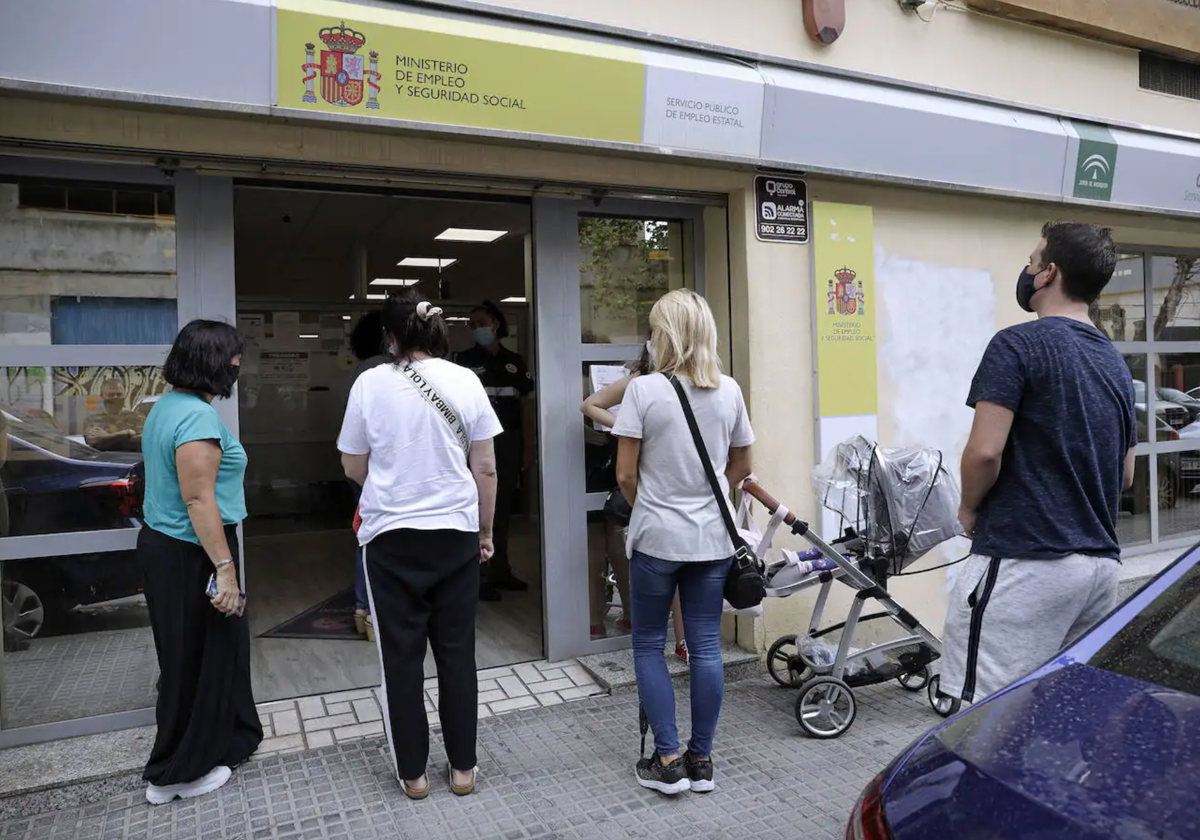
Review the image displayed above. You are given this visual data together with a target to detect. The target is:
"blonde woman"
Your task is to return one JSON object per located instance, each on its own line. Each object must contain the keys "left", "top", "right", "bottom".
{"left": 581, "top": 341, "right": 688, "bottom": 660}
{"left": 612, "top": 290, "right": 754, "bottom": 796}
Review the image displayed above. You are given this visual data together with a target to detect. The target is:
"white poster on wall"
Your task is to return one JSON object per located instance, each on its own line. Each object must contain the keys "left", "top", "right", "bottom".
{"left": 260, "top": 351, "right": 311, "bottom": 387}
{"left": 273, "top": 312, "right": 302, "bottom": 350}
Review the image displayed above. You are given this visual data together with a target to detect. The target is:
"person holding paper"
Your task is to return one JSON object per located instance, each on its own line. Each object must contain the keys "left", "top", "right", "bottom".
{"left": 581, "top": 339, "right": 688, "bottom": 660}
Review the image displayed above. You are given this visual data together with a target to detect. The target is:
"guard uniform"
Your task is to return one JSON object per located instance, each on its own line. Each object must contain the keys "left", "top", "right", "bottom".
{"left": 455, "top": 344, "right": 534, "bottom": 585}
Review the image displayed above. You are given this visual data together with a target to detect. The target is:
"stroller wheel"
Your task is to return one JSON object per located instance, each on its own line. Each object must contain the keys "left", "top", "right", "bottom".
{"left": 795, "top": 677, "right": 857, "bottom": 739}
{"left": 927, "top": 675, "right": 962, "bottom": 718}
{"left": 897, "top": 665, "right": 931, "bottom": 693}
{"left": 767, "top": 635, "right": 813, "bottom": 688}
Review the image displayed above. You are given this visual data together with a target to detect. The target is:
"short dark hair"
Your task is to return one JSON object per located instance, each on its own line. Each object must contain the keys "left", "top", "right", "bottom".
{"left": 383, "top": 289, "right": 449, "bottom": 360}
{"left": 1041, "top": 222, "right": 1117, "bottom": 304}
{"left": 349, "top": 310, "right": 386, "bottom": 361}
{"left": 163, "top": 319, "right": 245, "bottom": 399}
{"left": 472, "top": 300, "right": 510, "bottom": 339}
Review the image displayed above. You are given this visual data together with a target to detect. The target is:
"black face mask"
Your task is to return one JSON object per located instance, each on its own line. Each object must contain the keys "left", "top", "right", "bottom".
{"left": 1016, "top": 267, "right": 1044, "bottom": 313}
{"left": 227, "top": 364, "right": 241, "bottom": 386}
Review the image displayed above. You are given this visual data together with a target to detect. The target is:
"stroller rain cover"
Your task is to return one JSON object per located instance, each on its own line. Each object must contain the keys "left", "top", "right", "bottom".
{"left": 812, "top": 435, "right": 963, "bottom": 571}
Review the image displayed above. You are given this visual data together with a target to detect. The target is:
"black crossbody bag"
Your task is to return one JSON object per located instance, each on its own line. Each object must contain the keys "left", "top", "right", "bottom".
{"left": 668, "top": 376, "right": 765, "bottom": 610}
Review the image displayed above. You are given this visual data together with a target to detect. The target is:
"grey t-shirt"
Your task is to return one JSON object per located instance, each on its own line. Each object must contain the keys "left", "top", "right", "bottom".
{"left": 612, "top": 373, "right": 755, "bottom": 562}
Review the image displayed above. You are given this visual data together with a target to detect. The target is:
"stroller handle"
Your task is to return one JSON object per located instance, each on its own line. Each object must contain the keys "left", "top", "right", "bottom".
{"left": 742, "top": 480, "right": 809, "bottom": 536}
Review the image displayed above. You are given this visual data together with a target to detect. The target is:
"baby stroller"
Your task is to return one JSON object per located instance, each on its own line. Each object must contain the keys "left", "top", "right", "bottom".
{"left": 744, "top": 435, "right": 964, "bottom": 739}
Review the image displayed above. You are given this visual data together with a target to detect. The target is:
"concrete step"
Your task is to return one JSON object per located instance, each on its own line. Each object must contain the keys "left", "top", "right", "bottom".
{"left": 577, "top": 639, "right": 761, "bottom": 695}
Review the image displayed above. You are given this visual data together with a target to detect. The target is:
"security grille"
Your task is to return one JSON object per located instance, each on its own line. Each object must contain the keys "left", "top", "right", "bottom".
{"left": 1140, "top": 52, "right": 1200, "bottom": 101}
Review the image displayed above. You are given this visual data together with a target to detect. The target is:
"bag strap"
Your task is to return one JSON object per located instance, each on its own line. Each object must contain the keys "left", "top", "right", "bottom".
{"left": 398, "top": 363, "right": 470, "bottom": 454}
{"left": 668, "top": 375, "right": 749, "bottom": 560}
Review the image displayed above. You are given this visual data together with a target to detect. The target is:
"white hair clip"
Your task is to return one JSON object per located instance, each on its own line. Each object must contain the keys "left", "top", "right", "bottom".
{"left": 416, "top": 302, "right": 444, "bottom": 321}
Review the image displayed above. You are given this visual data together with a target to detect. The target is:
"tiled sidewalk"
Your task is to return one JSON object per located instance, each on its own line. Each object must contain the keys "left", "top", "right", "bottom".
{"left": 0, "top": 676, "right": 936, "bottom": 840}
{"left": 253, "top": 659, "right": 606, "bottom": 758}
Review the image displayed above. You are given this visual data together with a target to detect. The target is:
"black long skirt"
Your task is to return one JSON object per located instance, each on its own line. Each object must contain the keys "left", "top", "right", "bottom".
{"left": 138, "top": 524, "right": 263, "bottom": 785}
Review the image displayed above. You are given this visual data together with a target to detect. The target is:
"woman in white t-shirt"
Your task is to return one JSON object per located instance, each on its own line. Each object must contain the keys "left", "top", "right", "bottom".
{"left": 338, "top": 291, "right": 502, "bottom": 800}
{"left": 612, "top": 289, "right": 754, "bottom": 796}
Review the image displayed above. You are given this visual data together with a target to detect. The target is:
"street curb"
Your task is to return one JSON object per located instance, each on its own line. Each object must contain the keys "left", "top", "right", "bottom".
{"left": 577, "top": 641, "right": 762, "bottom": 695}
{"left": 0, "top": 770, "right": 144, "bottom": 822}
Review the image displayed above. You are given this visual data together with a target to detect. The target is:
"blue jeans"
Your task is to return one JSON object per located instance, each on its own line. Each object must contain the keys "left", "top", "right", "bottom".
{"left": 630, "top": 551, "right": 732, "bottom": 758}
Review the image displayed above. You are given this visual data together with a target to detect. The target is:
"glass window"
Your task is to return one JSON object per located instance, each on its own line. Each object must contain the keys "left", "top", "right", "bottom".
{"left": 1118, "top": 454, "right": 1151, "bottom": 548}
{"left": 1, "top": 179, "right": 177, "bottom": 345}
{"left": 1088, "top": 560, "right": 1200, "bottom": 698}
{"left": 587, "top": 512, "right": 631, "bottom": 642}
{"left": 1152, "top": 254, "right": 1200, "bottom": 340}
{"left": 579, "top": 217, "right": 688, "bottom": 344}
{"left": 1091, "top": 254, "right": 1146, "bottom": 341}
{"left": 1, "top": 550, "right": 154, "bottom": 728}
{"left": 1, "top": 365, "right": 162, "bottom": 537}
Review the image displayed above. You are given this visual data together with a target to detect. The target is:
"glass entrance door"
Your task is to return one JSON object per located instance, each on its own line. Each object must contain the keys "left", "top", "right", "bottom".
{"left": 533, "top": 196, "right": 708, "bottom": 662}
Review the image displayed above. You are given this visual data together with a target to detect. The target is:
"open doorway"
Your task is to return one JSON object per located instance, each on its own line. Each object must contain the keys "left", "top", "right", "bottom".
{"left": 233, "top": 184, "right": 541, "bottom": 703}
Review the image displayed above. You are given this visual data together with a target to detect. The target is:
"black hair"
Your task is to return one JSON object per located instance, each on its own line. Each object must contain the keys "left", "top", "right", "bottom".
{"left": 383, "top": 289, "right": 449, "bottom": 360}
{"left": 628, "top": 332, "right": 653, "bottom": 376}
{"left": 163, "top": 319, "right": 245, "bottom": 399}
{"left": 349, "top": 310, "right": 386, "bottom": 361}
{"left": 1041, "top": 222, "right": 1118, "bottom": 305}
{"left": 472, "top": 300, "right": 510, "bottom": 340}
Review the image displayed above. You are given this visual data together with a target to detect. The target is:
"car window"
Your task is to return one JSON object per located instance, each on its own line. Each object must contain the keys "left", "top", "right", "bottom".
{"left": 1088, "top": 564, "right": 1200, "bottom": 698}
{"left": 1134, "top": 381, "right": 1147, "bottom": 403}
{"left": 0, "top": 408, "right": 101, "bottom": 460}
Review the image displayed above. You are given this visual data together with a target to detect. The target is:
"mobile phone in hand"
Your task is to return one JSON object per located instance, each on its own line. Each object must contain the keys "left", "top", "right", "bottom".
{"left": 206, "top": 574, "right": 246, "bottom": 616}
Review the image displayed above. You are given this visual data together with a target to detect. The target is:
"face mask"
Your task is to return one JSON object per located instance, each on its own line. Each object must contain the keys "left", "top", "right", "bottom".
{"left": 646, "top": 340, "right": 658, "bottom": 370}
{"left": 227, "top": 364, "right": 241, "bottom": 386}
{"left": 1016, "top": 267, "right": 1044, "bottom": 313}
{"left": 474, "top": 327, "right": 496, "bottom": 347}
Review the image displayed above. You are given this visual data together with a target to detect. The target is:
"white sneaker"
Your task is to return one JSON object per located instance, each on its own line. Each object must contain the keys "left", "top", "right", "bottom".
{"left": 146, "top": 765, "right": 232, "bottom": 805}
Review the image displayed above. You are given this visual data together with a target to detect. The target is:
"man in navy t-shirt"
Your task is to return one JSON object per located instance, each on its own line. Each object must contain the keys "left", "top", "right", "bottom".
{"left": 940, "top": 222, "right": 1136, "bottom": 704}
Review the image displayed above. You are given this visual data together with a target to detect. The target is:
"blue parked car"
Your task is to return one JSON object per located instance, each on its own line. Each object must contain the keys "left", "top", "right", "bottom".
{"left": 848, "top": 547, "right": 1200, "bottom": 840}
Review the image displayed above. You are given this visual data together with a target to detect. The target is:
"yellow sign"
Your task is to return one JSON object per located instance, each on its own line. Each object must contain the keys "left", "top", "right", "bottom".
{"left": 813, "top": 202, "right": 877, "bottom": 417}
{"left": 277, "top": 0, "right": 645, "bottom": 142}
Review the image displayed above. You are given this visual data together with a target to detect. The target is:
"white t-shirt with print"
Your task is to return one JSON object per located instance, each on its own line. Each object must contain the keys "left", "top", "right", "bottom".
{"left": 612, "top": 373, "right": 755, "bottom": 563}
{"left": 338, "top": 359, "right": 503, "bottom": 545}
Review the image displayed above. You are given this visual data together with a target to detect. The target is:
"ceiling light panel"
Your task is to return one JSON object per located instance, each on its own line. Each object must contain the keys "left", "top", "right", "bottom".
{"left": 370, "top": 278, "right": 420, "bottom": 287}
{"left": 435, "top": 228, "right": 508, "bottom": 243}
{"left": 397, "top": 257, "right": 458, "bottom": 268}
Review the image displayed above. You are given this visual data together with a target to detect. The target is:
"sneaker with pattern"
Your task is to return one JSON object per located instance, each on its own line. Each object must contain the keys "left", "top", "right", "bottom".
{"left": 635, "top": 755, "right": 691, "bottom": 795}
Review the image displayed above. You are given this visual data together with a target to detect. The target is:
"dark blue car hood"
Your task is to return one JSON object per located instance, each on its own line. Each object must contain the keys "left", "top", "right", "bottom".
{"left": 883, "top": 664, "right": 1200, "bottom": 840}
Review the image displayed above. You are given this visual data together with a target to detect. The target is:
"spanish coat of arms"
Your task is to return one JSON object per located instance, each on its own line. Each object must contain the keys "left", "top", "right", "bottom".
{"left": 827, "top": 267, "right": 866, "bottom": 316}
{"left": 301, "top": 21, "right": 382, "bottom": 109}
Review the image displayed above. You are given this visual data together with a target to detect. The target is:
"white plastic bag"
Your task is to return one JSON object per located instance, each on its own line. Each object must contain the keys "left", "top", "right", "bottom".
{"left": 721, "top": 494, "right": 777, "bottom": 618}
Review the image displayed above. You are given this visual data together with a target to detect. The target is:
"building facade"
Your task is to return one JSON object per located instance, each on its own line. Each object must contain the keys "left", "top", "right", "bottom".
{"left": 1, "top": 0, "right": 1198, "bottom": 746}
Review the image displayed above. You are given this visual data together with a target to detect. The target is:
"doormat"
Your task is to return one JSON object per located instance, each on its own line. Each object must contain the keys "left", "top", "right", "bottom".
{"left": 259, "top": 588, "right": 363, "bottom": 641}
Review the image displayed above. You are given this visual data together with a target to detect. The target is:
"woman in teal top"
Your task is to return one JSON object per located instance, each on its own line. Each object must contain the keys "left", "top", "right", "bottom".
{"left": 137, "top": 319, "right": 262, "bottom": 806}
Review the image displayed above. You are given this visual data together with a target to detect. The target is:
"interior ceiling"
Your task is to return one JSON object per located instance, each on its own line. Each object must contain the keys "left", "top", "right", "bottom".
{"left": 233, "top": 187, "right": 531, "bottom": 307}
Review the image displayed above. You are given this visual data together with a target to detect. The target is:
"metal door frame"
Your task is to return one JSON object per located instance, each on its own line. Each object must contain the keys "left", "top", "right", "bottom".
{"left": 533, "top": 195, "right": 709, "bottom": 662}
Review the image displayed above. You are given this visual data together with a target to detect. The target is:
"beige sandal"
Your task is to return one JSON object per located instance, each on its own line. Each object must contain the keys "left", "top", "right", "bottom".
{"left": 402, "top": 775, "right": 429, "bottom": 800}
{"left": 448, "top": 765, "right": 477, "bottom": 796}
{"left": 365, "top": 615, "right": 376, "bottom": 643}
{"left": 354, "top": 611, "right": 368, "bottom": 636}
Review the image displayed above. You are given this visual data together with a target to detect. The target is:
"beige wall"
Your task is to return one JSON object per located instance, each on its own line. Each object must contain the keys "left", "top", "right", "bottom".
{"left": 5, "top": 94, "right": 1200, "bottom": 655}
{"left": 501, "top": 0, "right": 1200, "bottom": 135}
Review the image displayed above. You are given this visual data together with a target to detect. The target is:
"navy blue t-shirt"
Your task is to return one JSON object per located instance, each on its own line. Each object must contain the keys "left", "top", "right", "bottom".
{"left": 967, "top": 317, "right": 1136, "bottom": 561}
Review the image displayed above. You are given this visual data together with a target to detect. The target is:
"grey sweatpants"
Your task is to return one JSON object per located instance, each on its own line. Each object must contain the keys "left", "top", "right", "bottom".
{"left": 939, "top": 553, "right": 1118, "bottom": 703}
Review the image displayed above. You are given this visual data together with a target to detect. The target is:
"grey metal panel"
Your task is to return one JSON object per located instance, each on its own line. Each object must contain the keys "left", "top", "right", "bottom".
{"left": 0, "top": 346, "right": 170, "bottom": 368}
{"left": 1110, "top": 127, "right": 1200, "bottom": 217}
{"left": 0, "top": 530, "right": 139, "bottom": 561}
{"left": 0, "top": 0, "right": 272, "bottom": 107}
{"left": 761, "top": 66, "right": 1071, "bottom": 199}
{"left": 0, "top": 155, "right": 174, "bottom": 184}
{"left": 533, "top": 196, "right": 590, "bottom": 663}
{"left": 0, "top": 707, "right": 156, "bottom": 749}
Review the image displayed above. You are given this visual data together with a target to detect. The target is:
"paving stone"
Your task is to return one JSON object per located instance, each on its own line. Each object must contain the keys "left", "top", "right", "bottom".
{"left": 305, "top": 731, "right": 334, "bottom": 750}
{"left": 490, "top": 696, "right": 540, "bottom": 714}
{"left": 477, "top": 679, "right": 499, "bottom": 693}
{"left": 513, "top": 663, "right": 543, "bottom": 685}
{"left": 325, "top": 701, "right": 353, "bottom": 716}
{"left": 530, "top": 678, "right": 575, "bottom": 695}
{"left": 537, "top": 668, "right": 565, "bottom": 682}
{"left": 254, "top": 734, "right": 305, "bottom": 755}
{"left": 477, "top": 689, "right": 506, "bottom": 704}
{"left": 563, "top": 665, "right": 596, "bottom": 687}
{"left": 559, "top": 685, "right": 607, "bottom": 701}
{"left": 333, "top": 721, "right": 385, "bottom": 742}
{"left": 272, "top": 709, "right": 302, "bottom": 736}
{"left": 297, "top": 697, "right": 326, "bottom": 720}
{"left": 352, "top": 699, "right": 382, "bottom": 722}
{"left": 256, "top": 700, "right": 297, "bottom": 715}
{"left": 498, "top": 676, "right": 529, "bottom": 698}
{"left": 538, "top": 692, "right": 565, "bottom": 707}
{"left": 302, "top": 713, "right": 357, "bottom": 732}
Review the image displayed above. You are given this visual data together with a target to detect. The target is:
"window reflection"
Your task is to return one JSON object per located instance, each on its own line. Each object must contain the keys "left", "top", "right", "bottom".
{"left": 0, "top": 178, "right": 177, "bottom": 346}
{"left": 579, "top": 217, "right": 687, "bottom": 344}
{"left": 1091, "top": 254, "right": 1145, "bottom": 341}
{"left": 1153, "top": 255, "right": 1200, "bottom": 341}
{"left": 1, "top": 366, "right": 159, "bottom": 537}
{"left": 1, "top": 551, "right": 154, "bottom": 728}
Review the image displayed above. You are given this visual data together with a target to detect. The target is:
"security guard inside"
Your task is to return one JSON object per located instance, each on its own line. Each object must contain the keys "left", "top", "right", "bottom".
{"left": 456, "top": 301, "right": 536, "bottom": 602}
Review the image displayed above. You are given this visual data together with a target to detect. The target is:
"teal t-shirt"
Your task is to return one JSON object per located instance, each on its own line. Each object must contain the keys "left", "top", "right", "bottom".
{"left": 142, "top": 391, "right": 248, "bottom": 543}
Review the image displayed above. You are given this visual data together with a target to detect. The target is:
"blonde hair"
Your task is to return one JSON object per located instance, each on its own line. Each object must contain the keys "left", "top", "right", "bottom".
{"left": 649, "top": 289, "right": 722, "bottom": 390}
